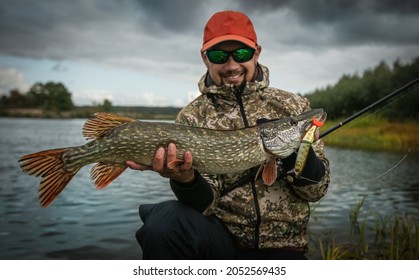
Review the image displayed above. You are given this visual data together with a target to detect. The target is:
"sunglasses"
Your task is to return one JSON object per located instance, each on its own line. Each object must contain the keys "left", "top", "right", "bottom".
{"left": 204, "top": 48, "right": 256, "bottom": 64}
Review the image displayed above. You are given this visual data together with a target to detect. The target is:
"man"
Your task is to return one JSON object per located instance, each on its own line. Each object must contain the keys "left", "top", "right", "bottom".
{"left": 127, "top": 10, "right": 330, "bottom": 260}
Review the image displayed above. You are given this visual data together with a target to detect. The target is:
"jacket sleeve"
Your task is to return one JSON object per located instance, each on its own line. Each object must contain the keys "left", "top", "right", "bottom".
{"left": 169, "top": 171, "right": 215, "bottom": 213}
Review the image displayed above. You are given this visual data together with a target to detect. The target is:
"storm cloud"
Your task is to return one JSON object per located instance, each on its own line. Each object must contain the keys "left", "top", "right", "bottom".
{"left": 0, "top": 0, "right": 418, "bottom": 104}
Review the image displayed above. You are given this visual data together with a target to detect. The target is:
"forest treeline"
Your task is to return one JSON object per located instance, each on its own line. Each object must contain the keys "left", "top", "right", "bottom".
{"left": 0, "top": 81, "right": 117, "bottom": 118}
{"left": 0, "top": 81, "right": 180, "bottom": 119}
{"left": 1, "top": 82, "right": 75, "bottom": 110}
{"left": 305, "top": 56, "right": 419, "bottom": 120}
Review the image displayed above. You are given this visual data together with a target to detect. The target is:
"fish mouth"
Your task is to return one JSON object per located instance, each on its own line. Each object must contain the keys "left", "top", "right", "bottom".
{"left": 258, "top": 109, "right": 325, "bottom": 157}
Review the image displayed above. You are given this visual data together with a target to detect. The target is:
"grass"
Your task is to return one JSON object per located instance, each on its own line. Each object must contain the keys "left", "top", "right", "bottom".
{"left": 318, "top": 237, "right": 348, "bottom": 260}
{"left": 312, "top": 197, "right": 419, "bottom": 260}
{"left": 321, "top": 116, "right": 419, "bottom": 153}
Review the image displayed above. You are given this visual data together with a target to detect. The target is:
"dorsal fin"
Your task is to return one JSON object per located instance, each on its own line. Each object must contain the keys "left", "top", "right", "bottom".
{"left": 83, "top": 112, "right": 136, "bottom": 140}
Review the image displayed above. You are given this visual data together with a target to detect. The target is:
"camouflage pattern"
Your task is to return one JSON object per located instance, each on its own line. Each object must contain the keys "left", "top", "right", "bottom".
{"left": 176, "top": 64, "right": 330, "bottom": 249}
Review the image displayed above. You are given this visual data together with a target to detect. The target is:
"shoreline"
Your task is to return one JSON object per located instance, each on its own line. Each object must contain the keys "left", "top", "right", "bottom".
{"left": 0, "top": 107, "right": 178, "bottom": 120}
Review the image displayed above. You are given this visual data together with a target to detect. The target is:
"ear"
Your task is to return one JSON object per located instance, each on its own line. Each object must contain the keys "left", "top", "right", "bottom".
{"left": 253, "top": 45, "right": 262, "bottom": 62}
{"left": 201, "top": 51, "right": 210, "bottom": 68}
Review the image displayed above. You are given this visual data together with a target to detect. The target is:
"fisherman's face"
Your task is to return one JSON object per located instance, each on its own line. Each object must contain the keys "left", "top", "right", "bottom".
{"left": 202, "top": 41, "right": 261, "bottom": 87}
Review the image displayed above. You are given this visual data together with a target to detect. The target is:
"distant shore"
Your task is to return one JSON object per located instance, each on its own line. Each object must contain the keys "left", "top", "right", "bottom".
{"left": 0, "top": 107, "right": 180, "bottom": 120}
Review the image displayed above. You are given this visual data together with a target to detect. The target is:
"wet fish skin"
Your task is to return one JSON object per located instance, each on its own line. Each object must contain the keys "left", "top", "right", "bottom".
{"left": 259, "top": 109, "right": 324, "bottom": 158}
{"left": 18, "top": 109, "right": 323, "bottom": 207}
{"left": 65, "top": 121, "right": 266, "bottom": 174}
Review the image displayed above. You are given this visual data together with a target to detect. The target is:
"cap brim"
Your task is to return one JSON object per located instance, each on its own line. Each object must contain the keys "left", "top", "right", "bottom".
{"left": 201, "top": 35, "right": 256, "bottom": 52}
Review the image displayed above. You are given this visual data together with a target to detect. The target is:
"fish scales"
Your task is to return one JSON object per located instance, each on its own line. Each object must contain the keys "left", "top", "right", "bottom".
{"left": 65, "top": 121, "right": 267, "bottom": 174}
{"left": 18, "top": 109, "right": 324, "bottom": 207}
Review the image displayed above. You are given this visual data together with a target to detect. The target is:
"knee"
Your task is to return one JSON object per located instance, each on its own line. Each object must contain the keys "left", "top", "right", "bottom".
{"left": 136, "top": 201, "right": 192, "bottom": 243}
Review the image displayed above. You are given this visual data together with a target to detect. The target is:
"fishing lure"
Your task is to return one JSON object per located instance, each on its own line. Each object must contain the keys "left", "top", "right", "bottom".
{"left": 294, "top": 114, "right": 326, "bottom": 177}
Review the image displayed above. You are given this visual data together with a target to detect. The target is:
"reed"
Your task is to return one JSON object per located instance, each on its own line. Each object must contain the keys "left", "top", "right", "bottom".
{"left": 349, "top": 197, "right": 369, "bottom": 258}
{"left": 314, "top": 198, "right": 419, "bottom": 259}
{"left": 318, "top": 236, "right": 349, "bottom": 260}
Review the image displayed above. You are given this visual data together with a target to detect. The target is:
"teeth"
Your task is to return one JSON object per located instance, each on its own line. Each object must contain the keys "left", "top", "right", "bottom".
{"left": 225, "top": 73, "right": 241, "bottom": 79}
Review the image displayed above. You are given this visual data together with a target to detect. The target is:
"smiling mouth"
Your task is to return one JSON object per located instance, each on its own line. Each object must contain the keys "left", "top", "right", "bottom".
{"left": 222, "top": 72, "right": 243, "bottom": 81}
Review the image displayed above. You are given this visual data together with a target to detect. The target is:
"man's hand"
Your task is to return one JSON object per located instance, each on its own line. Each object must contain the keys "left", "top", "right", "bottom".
{"left": 126, "top": 143, "right": 195, "bottom": 183}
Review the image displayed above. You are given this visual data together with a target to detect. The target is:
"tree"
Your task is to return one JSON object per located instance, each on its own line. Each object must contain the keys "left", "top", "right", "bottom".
{"left": 42, "top": 82, "right": 74, "bottom": 110}
{"left": 0, "top": 89, "right": 26, "bottom": 107}
{"left": 306, "top": 56, "right": 419, "bottom": 120}
{"left": 26, "top": 83, "right": 48, "bottom": 107}
{"left": 101, "top": 99, "right": 113, "bottom": 112}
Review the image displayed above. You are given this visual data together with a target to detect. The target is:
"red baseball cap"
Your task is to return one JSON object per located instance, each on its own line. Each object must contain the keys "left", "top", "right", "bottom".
{"left": 201, "top": 11, "right": 258, "bottom": 52}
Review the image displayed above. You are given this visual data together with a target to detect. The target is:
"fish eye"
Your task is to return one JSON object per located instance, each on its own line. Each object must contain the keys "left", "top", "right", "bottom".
{"left": 289, "top": 117, "right": 298, "bottom": 126}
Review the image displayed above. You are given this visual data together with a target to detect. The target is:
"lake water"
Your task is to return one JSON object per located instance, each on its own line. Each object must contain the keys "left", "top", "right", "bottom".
{"left": 1, "top": 117, "right": 418, "bottom": 260}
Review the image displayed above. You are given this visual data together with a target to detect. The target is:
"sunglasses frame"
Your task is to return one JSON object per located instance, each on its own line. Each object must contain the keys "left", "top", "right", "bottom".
{"left": 204, "top": 47, "right": 256, "bottom": 64}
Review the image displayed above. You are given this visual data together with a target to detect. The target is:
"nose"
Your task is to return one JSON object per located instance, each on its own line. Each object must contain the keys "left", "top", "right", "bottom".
{"left": 224, "top": 55, "right": 240, "bottom": 71}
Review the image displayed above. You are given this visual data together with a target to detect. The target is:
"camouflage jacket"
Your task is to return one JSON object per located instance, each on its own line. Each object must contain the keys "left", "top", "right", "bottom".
{"left": 172, "top": 64, "right": 330, "bottom": 250}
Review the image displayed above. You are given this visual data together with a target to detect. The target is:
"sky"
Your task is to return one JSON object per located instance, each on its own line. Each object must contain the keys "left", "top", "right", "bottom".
{"left": 0, "top": 0, "right": 418, "bottom": 107}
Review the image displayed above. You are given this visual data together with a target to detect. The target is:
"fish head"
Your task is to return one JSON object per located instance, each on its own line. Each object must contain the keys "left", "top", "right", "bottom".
{"left": 260, "top": 109, "right": 325, "bottom": 158}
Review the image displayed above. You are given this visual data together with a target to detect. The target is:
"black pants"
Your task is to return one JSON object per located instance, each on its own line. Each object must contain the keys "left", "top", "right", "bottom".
{"left": 136, "top": 200, "right": 306, "bottom": 260}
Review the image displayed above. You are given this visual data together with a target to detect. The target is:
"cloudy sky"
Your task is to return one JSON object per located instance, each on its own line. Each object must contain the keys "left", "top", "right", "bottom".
{"left": 1, "top": 0, "right": 418, "bottom": 107}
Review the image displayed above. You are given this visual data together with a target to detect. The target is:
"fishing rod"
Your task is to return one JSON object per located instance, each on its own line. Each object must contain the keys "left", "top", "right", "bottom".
{"left": 319, "top": 77, "right": 419, "bottom": 139}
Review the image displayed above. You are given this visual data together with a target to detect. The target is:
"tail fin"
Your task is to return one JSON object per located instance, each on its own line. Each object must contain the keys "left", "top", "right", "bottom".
{"left": 18, "top": 148, "right": 80, "bottom": 207}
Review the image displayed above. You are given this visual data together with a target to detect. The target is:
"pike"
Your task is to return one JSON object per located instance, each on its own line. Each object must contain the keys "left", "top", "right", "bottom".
{"left": 18, "top": 109, "right": 325, "bottom": 207}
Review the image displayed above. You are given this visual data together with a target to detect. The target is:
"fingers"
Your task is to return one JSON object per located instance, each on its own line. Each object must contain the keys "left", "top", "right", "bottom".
{"left": 167, "top": 143, "right": 177, "bottom": 165}
{"left": 125, "top": 146, "right": 168, "bottom": 172}
{"left": 152, "top": 147, "right": 166, "bottom": 172}
{"left": 128, "top": 143, "right": 194, "bottom": 183}
{"left": 166, "top": 143, "right": 192, "bottom": 170}
{"left": 181, "top": 151, "right": 193, "bottom": 171}
{"left": 126, "top": 160, "right": 152, "bottom": 171}
{"left": 153, "top": 143, "right": 179, "bottom": 173}
{"left": 160, "top": 143, "right": 195, "bottom": 182}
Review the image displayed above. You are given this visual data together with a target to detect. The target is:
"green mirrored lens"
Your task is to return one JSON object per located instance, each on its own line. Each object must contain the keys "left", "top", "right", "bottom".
{"left": 207, "top": 50, "right": 229, "bottom": 64}
{"left": 233, "top": 48, "right": 253, "bottom": 62}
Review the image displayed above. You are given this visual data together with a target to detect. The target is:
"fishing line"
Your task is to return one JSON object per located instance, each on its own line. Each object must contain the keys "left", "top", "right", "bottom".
{"left": 335, "top": 150, "right": 409, "bottom": 186}
{"left": 294, "top": 150, "right": 409, "bottom": 186}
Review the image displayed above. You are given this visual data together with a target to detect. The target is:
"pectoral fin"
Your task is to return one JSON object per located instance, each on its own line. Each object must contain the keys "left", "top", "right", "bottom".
{"left": 167, "top": 159, "right": 185, "bottom": 170}
{"left": 262, "top": 158, "right": 277, "bottom": 186}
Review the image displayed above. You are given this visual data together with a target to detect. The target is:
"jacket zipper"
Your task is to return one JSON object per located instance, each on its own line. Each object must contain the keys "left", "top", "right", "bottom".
{"left": 234, "top": 89, "right": 261, "bottom": 249}
{"left": 233, "top": 90, "right": 249, "bottom": 128}
{"left": 250, "top": 180, "right": 261, "bottom": 249}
